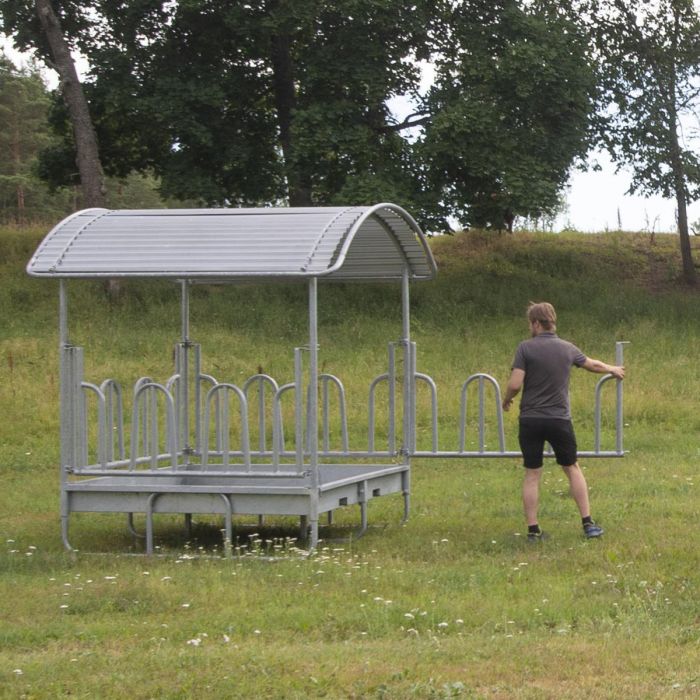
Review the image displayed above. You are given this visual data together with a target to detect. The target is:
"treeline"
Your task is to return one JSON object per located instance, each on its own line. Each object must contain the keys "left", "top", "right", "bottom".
{"left": 0, "top": 54, "right": 196, "bottom": 224}
{"left": 0, "top": 1, "right": 699, "bottom": 280}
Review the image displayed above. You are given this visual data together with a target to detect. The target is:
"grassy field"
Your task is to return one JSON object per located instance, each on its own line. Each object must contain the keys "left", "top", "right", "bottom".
{"left": 1, "top": 224, "right": 699, "bottom": 698}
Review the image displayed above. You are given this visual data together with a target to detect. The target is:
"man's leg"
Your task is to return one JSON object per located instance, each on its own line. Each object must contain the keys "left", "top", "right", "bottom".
{"left": 523, "top": 467, "right": 543, "bottom": 527}
{"left": 561, "top": 462, "right": 590, "bottom": 518}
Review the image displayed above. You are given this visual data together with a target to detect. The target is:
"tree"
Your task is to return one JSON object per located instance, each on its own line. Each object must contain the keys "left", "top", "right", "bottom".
{"left": 34, "top": 0, "right": 105, "bottom": 207}
{"left": 420, "top": 1, "right": 598, "bottom": 231}
{"left": 2, "top": 1, "right": 602, "bottom": 231}
{"left": 27, "top": 0, "right": 439, "bottom": 214}
{"left": 1, "top": 0, "right": 106, "bottom": 208}
{"left": 582, "top": 0, "right": 700, "bottom": 284}
{"left": 0, "top": 53, "right": 50, "bottom": 221}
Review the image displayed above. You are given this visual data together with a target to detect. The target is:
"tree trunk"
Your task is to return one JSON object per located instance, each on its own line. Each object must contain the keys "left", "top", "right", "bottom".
{"left": 270, "top": 31, "right": 312, "bottom": 206}
{"left": 11, "top": 115, "right": 24, "bottom": 223}
{"left": 667, "top": 86, "right": 696, "bottom": 285}
{"left": 35, "top": 0, "right": 106, "bottom": 209}
{"left": 35, "top": 0, "right": 122, "bottom": 298}
{"left": 672, "top": 163, "right": 696, "bottom": 285}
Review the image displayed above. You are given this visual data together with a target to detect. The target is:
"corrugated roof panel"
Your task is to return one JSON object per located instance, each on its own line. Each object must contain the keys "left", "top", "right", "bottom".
{"left": 27, "top": 204, "right": 436, "bottom": 281}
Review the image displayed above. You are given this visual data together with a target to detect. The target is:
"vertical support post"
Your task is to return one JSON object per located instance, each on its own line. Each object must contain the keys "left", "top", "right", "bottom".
{"left": 615, "top": 341, "right": 628, "bottom": 455}
{"left": 180, "top": 280, "right": 191, "bottom": 461}
{"left": 400, "top": 268, "right": 412, "bottom": 527}
{"left": 308, "top": 278, "right": 319, "bottom": 548}
{"left": 59, "top": 279, "right": 68, "bottom": 347}
{"left": 401, "top": 268, "right": 412, "bottom": 458}
{"left": 478, "top": 377, "right": 486, "bottom": 452}
{"left": 193, "top": 343, "right": 202, "bottom": 455}
{"left": 58, "top": 280, "right": 73, "bottom": 550}
{"left": 410, "top": 342, "right": 418, "bottom": 453}
{"left": 388, "top": 343, "right": 396, "bottom": 453}
{"left": 294, "top": 348, "right": 304, "bottom": 473}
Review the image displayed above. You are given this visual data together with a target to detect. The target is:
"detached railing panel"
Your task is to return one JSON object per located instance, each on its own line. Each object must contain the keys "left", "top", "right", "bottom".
{"left": 66, "top": 340, "right": 627, "bottom": 478}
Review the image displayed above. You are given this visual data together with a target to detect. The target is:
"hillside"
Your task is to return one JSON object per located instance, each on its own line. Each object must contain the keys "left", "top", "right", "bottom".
{"left": 1, "top": 225, "right": 699, "bottom": 698}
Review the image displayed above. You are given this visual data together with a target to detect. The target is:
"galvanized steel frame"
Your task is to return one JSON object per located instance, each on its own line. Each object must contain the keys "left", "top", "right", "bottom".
{"left": 43, "top": 207, "right": 627, "bottom": 555}
{"left": 56, "top": 274, "right": 626, "bottom": 555}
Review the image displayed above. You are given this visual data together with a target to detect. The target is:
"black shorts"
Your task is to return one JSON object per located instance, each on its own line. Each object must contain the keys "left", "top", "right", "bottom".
{"left": 518, "top": 418, "right": 578, "bottom": 469}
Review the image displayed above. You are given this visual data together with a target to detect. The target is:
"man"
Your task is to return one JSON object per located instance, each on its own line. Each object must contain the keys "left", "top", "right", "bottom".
{"left": 502, "top": 302, "right": 625, "bottom": 541}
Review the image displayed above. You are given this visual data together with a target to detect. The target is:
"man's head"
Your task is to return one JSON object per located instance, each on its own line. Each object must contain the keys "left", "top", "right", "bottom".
{"left": 527, "top": 301, "right": 557, "bottom": 335}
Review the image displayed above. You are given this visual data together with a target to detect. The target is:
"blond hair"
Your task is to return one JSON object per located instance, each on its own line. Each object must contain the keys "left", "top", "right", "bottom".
{"left": 527, "top": 302, "right": 557, "bottom": 331}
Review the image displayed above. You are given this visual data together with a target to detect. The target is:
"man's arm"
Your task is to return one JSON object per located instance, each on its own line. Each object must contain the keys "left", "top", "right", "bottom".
{"left": 502, "top": 368, "right": 525, "bottom": 412}
{"left": 581, "top": 357, "right": 625, "bottom": 380}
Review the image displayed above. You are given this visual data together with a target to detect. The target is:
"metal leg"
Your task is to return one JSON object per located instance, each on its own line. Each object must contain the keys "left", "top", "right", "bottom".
{"left": 300, "top": 515, "right": 308, "bottom": 541}
{"left": 258, "top": 514, "right": 265, "bottom": 527}
{"left": 309, "top": 519, "right": 319, "bottom": 550}
{"left": 327, "top": 511, "right": 333, "bottom": 525}
{"left": 60, "top": 492, "right": 74, "bottom": 552}
{"left": 184, "top": 513, "right": 193, "bottom": 538}
{"left": 401, "top": 469, "right": 410, "bottom": 524}
{"left": 127, "top": 513, "right": 146, "bottom": 539}
{"left": 358, "top": 502, "right": 368, "bottom": 536}
{"left": 220, "top": 495, "right": 233, "bottom": 558}
{"left": 61, "top": 515, "right": 73, "bottom": 552}
{"left": 355, "top": 480, "right": 368, "bottom": 539}
{"left": 146, "top": 493, "right": 160, "bottom": 555}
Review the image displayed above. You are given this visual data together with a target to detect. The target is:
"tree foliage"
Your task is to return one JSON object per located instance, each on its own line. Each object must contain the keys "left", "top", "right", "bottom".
{"left": 1, "top": 0, "right": 601, "bottom": 231}
{"left": 581, "top": 0, "right": 700, "bottom": 283}
{"left": 421, "top": 1, "right": 597, "bottom": 231}
{"left": 0, "top": 53, "right": 71, "bottom": 222}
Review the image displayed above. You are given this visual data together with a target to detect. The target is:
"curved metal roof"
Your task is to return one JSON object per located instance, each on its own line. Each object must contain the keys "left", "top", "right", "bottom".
{"left": 27, "top": 204, "right": 437, "bottom": 281}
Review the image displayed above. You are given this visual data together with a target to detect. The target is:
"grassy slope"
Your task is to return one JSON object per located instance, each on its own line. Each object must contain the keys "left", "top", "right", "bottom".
{"left": 1, "top": 226, "right": 699, "bottom": 698}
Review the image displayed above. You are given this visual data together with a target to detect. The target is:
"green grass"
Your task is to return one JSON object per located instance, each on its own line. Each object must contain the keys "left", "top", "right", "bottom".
{"left": 1, "top": 226, "right": 700, "bottom": 698}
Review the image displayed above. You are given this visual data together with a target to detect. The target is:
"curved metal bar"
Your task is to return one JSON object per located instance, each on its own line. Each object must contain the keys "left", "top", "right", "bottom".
{"left": 199, "top": 374, "right": 221, "bottom": 451}
{"left": 201, "top": 383, "right": 251, "bottom": 470}
{"left": 133, "top": 376, "right": 154, "bottom": 392}
{"left": 165, "top": 373, "right": 180, "bottom": 392}
{"left": 243, "top": 374, "right": 280, "bottom": 453}
{"left": 272, "top": 383, "right": 295, "bottom": 469}
{"left": 166, "top": 371, "right": 182, "bottom": 453}
{"left": 133, "top": 376, "right": 154, "bottom": 458}
{"left": 129, "top": 382, "right": 178, "bottom": 471}
{"left": 100, "top": 379, "right": 124, "bottom": 461}
{"left": 367, "top": 373, "right": 389, "bottom": 452}
{"left": 459, "top": 373, "right": 506, "bottom": 453}
{"left": 414, "top": 372, "right": 438, "bottom": 453}
{"left": 594, "top": 374, "right": 616, "bottom": 453}
{"left": 368, "top": 341, "right": 398, "bottom": 454}
{"left": 308, "top": 374, "right": 349, "bottom": 454}
{"left": 127, "top": 512, "right": 146, "bottom": 539}
{"left": 81, "top": 381, "right": 107, "bottom": 467}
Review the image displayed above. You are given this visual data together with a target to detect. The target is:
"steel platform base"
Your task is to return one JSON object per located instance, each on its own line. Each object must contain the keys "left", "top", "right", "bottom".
{"left": 61, "top": 463, "right": 410, "bottom": 554}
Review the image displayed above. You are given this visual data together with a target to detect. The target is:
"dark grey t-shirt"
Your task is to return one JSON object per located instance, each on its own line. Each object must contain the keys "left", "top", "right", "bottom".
{"left": 512, "top": 332, "right": 586, "bottom": 419}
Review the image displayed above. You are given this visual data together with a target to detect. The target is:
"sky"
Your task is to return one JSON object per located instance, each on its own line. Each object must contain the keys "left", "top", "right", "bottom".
{"left": 558, "top": 154, "right": 700, "bottom": 234}
{"left": 3, "top": 37, "right": 698, "bottom": 235}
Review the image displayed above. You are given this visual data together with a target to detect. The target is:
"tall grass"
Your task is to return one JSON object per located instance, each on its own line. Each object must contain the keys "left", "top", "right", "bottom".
{"left": 1, "top": 226, "right": 699, "bottom": 698}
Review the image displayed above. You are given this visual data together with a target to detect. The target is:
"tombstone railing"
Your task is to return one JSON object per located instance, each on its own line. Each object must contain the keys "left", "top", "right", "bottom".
{"left": 67, "top": 339, "right": 627, "bottom": 479}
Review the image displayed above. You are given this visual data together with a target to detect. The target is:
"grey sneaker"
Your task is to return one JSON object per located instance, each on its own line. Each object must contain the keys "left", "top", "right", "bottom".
{"left": 527, "top": 530, "right": 549, "bottom": 542}
{"left": 583, "top": 522, "right": 604, "bottom": 538}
